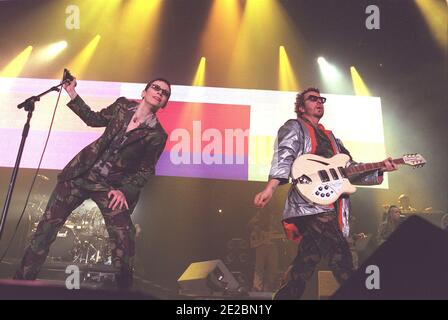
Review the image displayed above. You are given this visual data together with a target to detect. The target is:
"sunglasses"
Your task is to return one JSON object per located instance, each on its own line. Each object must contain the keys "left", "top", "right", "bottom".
{"left": 150, "top": 83, "right": 170, "bottom": 97}
{"left": 306, "top": 95, "right": 326, "bottom": 104}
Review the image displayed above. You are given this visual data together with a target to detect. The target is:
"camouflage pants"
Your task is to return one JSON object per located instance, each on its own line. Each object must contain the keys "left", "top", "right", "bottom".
{"left": 276, "top": 213, "right": 353, "bottom": 299}
{"left": 14, "top": 177, "right": 136, "bottom": 289}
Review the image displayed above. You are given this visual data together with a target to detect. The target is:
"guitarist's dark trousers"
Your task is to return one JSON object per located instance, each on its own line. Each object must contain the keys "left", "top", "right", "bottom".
{"left": 277, "top": 211, "right": 353, "bottom": 299}
{"left": 14, "top": 175, "right": 136, "bottom": 289}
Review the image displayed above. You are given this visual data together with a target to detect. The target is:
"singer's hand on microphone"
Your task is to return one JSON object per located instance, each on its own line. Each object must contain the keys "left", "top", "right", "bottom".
{"left": 63, "top": 77, "right": 78, "bottom": 100}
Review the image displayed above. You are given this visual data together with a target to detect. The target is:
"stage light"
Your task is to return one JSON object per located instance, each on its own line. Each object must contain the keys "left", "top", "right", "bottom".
{"left": 317, "top": 57, "right": 339, "bottom": 80}
{"left": 278, "top": 46, "right": 299, "bottom": 91}
{"left": 119, "top": 0, "right": 164, "bottom": 75}
{"left": 36, "top": 41, "right": 68, "bottom": 61}
{"left": 0, "top": 46, "right": 33, "bottom": 77}
{"left": 192, "top": 57, "right": 206, "bottom": 86}
{"left": 77, "top": 0, "right": 121, "bottom": 27}
{"left": 317, "top": 57, "right": 351, "bottom": 94}
{"left": 67, "top": 35, "right": 101, "bottom": 77}
{"left": 199, "top": 0, "right": 242, "bottom": 77}
{"left": 415, "top": 0, "right": 447, "bottom": 52}
{"left": 350, "top": 66, "right": 371, "bottom": 96}
{"left": 228, "top": 0, "right": 305, "bottom": 88}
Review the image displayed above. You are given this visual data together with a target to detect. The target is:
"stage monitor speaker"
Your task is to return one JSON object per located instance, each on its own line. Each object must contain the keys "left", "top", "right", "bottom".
{"left": 332, "top": 216, "right": 448, "bottom": 299}
{"left": 177, "top": 259, "right": 240, "bottom": 296}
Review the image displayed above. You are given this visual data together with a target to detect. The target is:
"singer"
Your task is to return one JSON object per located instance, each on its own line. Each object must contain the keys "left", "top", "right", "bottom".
{"left": 14, "top": 75, "right": 171, "bottom": 290}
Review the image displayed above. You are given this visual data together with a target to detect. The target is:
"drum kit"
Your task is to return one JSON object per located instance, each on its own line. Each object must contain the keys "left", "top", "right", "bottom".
{"left": 27, "top": 175, "right": 111, "bottom": 265}
{"left": 47, "top": 206, "right": 111, "bottom": 265}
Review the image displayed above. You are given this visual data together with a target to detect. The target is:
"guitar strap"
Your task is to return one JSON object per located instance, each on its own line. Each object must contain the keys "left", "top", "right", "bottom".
{"left": 321, "top": 128, "right": 350, "bottom": 237}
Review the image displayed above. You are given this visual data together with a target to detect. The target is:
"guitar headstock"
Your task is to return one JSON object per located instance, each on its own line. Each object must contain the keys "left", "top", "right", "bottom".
{"left": 402, "top": 153, "right": 426, "bottom": 168}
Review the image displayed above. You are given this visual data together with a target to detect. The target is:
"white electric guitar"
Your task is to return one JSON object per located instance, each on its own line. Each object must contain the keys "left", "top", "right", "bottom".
{"left": 291, "top": 153, "right": 426, "bottom": 205}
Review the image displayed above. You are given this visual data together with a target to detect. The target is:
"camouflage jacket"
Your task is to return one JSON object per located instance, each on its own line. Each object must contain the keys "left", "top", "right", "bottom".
{"left": 58, "top": 95, "right": 168, "bottom": 203}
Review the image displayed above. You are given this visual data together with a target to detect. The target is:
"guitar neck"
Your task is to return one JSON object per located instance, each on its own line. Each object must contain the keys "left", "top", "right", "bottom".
{"left": 346, "top": 158, "right": 404, "bottom": 176}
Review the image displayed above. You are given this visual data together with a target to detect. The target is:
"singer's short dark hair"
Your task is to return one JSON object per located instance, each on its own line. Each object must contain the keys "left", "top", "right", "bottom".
{"left": 295, "top": 87, "right": 320, "bottom": 115}
{"left": 144, "top": 78, "right": 171, "bottom": 98}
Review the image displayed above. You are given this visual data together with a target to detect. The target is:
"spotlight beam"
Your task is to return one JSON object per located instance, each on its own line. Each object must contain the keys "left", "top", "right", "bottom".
{"left": 278, "top": 46, "right": 299, "bottom": 91}
{"left": 192, "top": 57, "right": 206, "bottom": 87}
{"left": 67, "top": 35, "right": 101, "bottom": 77}
{"left": 0, "top": 46, "right": 33, "bottom": 77}
{"left": 350, "top": 66, "right": 371, "bottom": 96}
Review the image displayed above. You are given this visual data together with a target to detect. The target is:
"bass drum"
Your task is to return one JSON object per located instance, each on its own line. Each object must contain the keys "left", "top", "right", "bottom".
{"left": 48, "top": 226, "right": 79, "bottom": 262}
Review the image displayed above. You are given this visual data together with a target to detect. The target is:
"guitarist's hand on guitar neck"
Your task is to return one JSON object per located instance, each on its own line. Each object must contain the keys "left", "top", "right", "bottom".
{"left": 382, "top": 157, "right": 399, "bottom": 172}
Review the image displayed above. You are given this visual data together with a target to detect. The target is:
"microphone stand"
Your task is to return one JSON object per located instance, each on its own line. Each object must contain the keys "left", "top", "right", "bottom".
{"left": 0, "top": 78, "right": 69, "bottom": 241}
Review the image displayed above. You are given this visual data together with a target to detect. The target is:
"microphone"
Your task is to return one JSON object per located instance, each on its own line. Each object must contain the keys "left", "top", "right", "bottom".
{"left": 63, "top": 68, "right": 75, "bottom": 84}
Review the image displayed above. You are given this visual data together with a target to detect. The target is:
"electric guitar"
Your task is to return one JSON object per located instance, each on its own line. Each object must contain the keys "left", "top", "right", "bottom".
{"left": 291, "top": 153, "right": 426, "bottom": 205}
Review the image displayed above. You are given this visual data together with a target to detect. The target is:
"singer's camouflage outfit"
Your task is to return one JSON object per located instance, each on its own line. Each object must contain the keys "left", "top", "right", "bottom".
{"left": 15, "top": 95, "right": 167, "bottom": 289}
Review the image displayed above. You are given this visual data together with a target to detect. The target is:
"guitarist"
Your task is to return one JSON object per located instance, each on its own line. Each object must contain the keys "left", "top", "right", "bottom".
{"left": 254, "top": 87, "right": 398, "bottom": 299}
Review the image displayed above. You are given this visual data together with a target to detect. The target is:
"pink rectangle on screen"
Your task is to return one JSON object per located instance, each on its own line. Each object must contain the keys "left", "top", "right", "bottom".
{"left": 157, "top": 101, "right": 250, "bottom": 179}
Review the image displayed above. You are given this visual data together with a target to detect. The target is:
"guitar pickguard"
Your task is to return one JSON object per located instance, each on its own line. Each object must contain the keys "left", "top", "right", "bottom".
{"left": 292, "top": 154, "right": 355, "bottom": 205}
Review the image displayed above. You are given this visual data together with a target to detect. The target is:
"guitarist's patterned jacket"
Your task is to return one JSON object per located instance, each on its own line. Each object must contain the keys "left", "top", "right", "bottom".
{"left": 269, "top": 118, "right": 383, "bottom": 236}
{"left": 58, "top": 95, "right": 168, "bottom": 206}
